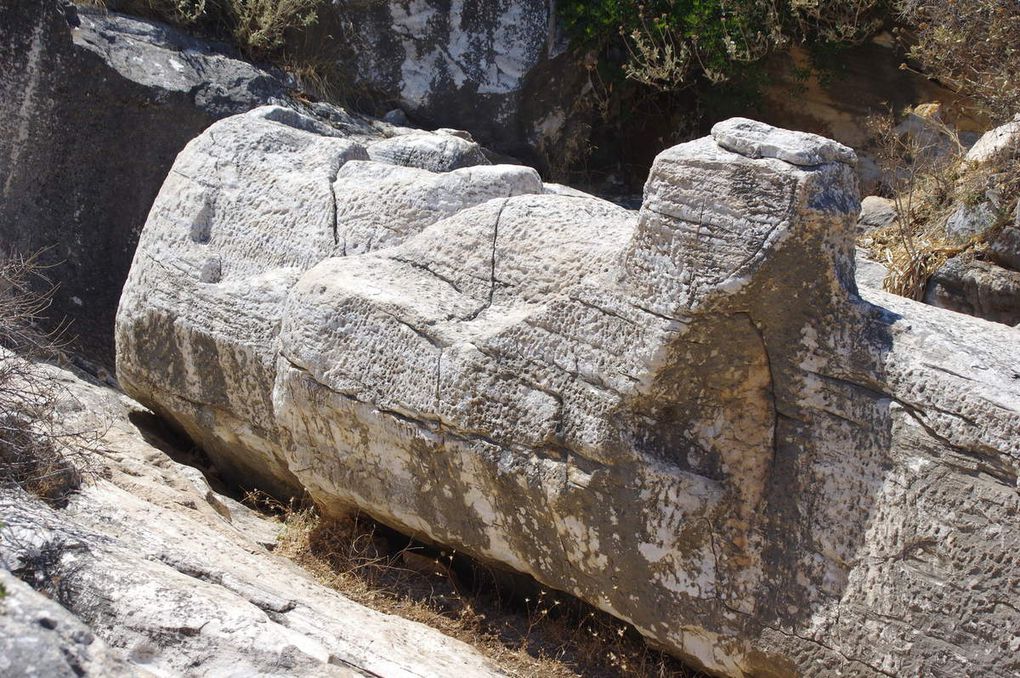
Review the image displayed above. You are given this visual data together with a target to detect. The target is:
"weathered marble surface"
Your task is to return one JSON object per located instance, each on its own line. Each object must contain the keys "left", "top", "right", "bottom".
{"left": 118, "top": 112, "right": 1020, "bottom": 676}
{"left": 0, "top": 356, "right": 503, "bottom": 677}
{"left": 0, "top": 570, "right": 137, "bottom": 678}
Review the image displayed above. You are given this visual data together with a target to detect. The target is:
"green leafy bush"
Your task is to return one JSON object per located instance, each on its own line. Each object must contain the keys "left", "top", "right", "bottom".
{"left": 559, "top": 0, "right": 887, "bottom": 90}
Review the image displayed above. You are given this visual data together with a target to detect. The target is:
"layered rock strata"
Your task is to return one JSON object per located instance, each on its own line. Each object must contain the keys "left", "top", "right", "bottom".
{"left": 117, "top": 114, "right": 1020, "bottom": 676}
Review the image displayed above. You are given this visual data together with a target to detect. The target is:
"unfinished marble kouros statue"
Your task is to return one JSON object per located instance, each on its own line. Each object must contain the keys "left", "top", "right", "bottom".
{"left": 117, "top": 110, "right": 1020, "bottom": 676}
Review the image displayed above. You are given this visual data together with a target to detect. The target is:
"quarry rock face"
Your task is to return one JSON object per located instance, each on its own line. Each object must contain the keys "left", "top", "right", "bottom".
{"left": 0, "top": 0, "right": 375, "bottom": 367}
{"left": 117, "top": 112, "right": 1020, "bottom": 676}
{"left": 312, "top": 0, "right": 587, "bottom": 172}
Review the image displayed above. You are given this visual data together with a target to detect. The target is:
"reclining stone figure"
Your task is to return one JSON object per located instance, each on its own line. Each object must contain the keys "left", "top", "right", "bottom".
{"left": 117, "top": 108, "right": 1020, "bottom": 676}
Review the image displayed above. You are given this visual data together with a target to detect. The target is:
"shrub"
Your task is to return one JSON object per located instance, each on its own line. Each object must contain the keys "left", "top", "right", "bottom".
{"left": 559, "top": 0, "right": 887, "bottom": 91}
{"left": 225, "top": 0, "right": 319, "bottom": 56}
{"left": 897, "top": 0, "right": 1020, "bottom": 123}
{"left": 862, "top": 106, "right": 1020, "bottom": 299}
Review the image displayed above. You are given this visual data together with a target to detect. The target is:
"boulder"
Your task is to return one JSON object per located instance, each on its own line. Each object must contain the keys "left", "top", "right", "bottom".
{"left": 857, "top": 195, "right": 898, "bottom": 233}
{"left": 0, "top": 0, "right": 375, "bottom": 367}
{"left": 117, "top": 116, "right": 1020, "bottom": 676}
{"left": 366, "top": 131, "right": 491, "bottom": 172}
{"left": 964, "top": 115, "right": 1020, "bottom": 165}
{"left": 944, "top": 200, "right": 1001, "bottom": 244}
{"left": 989, "top": 203, "right": 1020, "bottom": 271}
{"left": 854, "top": 248, "right": 888, "bottom": 288}
{"left": 0, "top": 357, "right": 503, "bottom": 677}
{"left": 924, "top": 255, "right": 1020, "bottom": 326}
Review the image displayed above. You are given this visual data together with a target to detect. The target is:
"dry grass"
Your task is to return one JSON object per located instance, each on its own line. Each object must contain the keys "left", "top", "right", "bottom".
{"left": 245, "top": 491, "right": 698, "bottom": 678}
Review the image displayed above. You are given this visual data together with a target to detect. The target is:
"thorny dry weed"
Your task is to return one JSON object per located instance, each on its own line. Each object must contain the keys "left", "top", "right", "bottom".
{"left": 0, "top": 252, "right": 102, "bottom": 507}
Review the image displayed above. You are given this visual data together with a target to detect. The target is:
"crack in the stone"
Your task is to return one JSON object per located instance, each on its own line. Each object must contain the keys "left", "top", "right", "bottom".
{"left": 433, "top": 347, "right": 443, "bottom": 411}
{"left": 486, "top": 199, "right": 508, "bottom": 307}
{"left": 460, "top": 197, "right": 510, "bottom": 322}
{"left": 567, "top": 293, "right": 638, "bottom": 326}
{"left": 375, "top": 308, "right": 445, "bottom": 349}
{"left": 741, "top": 312, "right": 779, "bottom": 499}
{"left": 807, "top": 369, "right": 1018, "bottom": 486}
{"left": 329, "top": 163, "right": 342, "bottom": 249}
{"left": 278, "top": 353, "right": 600, "bottom": 470}
{"left": 762, "top": 623, "right": 900, "bottom": 678}
{"left": 392, "top": 256, "right": 463, "bottom": 294}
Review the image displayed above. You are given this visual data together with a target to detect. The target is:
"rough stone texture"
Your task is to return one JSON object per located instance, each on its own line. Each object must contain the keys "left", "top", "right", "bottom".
{"left": 918, "top": 119, "right": 1020, "bottom": 323}
{"left": 115, "top": 105, "right": 544, "bottom": 498}
{"left": 924, "top": 255, "right": 1020, "bottom": 326}
{"left": 0, "top": 571, "right": 138, "bottom": 678}
{"left": 118, "top": 116, "right": 1020, "bottom": 676}
{"left": 854, "top": 249, "right": 888, "bottom": 289}
{"left": 0, "top": 358, "right": 503, "bottom": 677}
{"left": 856, "top": 196, "right": 897, "bottom": 233}
{"left": 310, "top": 0, "right": 587, "bottom": 172}
{"left": 366, "top": 131, "right": 491, "bottom": 172}
{"left": 711, "top": 117, "right": 857, "bottom": 166}
{"left": 0, "top": 0, "right": 376, "bottom": 368}
{"left": 944, "top": 200, "right": 1000, "bottom": 244}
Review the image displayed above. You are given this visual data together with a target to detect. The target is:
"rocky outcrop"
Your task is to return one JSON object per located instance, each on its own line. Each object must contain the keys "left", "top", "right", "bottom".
{"left": 117, "top": 114, "right": 1020, "bottom": 676}
{"left": 924, "top": 255, "right": 1020, "bottom": 326}
{"left": 0, "top": 570, "right": 136, "bottom": 678}
{"left": 0, "top": 0, "right": 376, "bottom": 367}
{"left": 856, "top": 195, "right": 897, "bottom": 233}
{"left": 919, "top": 118, "right": 1020, "bottom": 325}
{"left": 0, "top": 357, "right": 503, "bottom": 677}
{"left": 965, "top": 114, "right": 1020, "bottom": 165}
